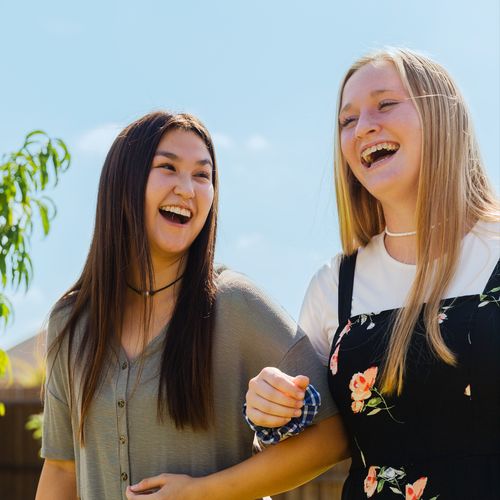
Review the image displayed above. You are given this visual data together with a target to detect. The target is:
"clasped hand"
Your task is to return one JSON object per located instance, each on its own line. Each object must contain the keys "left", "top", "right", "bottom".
{"left": 126, "top": 473, "right": 199, "bottom": 499}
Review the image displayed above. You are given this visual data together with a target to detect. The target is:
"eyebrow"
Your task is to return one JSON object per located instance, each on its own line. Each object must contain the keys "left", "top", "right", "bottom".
{"left": 340, "top": 89, "right": 398, "bottom": 115}
{"left": 154, "top": 150, "right": 213, "bottom": 168}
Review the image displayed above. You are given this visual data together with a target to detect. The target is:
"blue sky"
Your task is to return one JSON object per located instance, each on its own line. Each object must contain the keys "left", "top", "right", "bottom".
{"left": 1, "top": 0, "right": 499, "bottom": 349}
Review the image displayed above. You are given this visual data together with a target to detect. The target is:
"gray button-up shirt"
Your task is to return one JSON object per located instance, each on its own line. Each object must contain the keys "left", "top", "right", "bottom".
{"left": 42, "top": 270, "right": 337, "bottom": 499}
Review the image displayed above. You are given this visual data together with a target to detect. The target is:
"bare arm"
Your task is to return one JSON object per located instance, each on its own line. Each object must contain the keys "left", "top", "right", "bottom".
{"left": 36, "top": 459, "right": 77, "bottom": 500}
{"left": 127, "top": 414, "right": 350, "bottom": 500}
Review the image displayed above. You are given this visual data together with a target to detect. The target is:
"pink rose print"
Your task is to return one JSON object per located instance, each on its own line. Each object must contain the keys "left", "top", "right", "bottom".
{"left": 405, "top": 477, "right": 427, "bottom": 500}
{"left": 348, "top": 366, "right": 402, "bottom": 422}
{"left": 330, "top": 320, "right": 351, "bottom": 376}
{"left": 364, "top": 466, "right": 378, "bottom": 498}
{"left": 351, "top": 400, "right": 365, "bottom": 413}
{"left": 330, "top": 345, "right": 340, "bottom": 375}
{"left": 437, "top": 312, "right": 447, "bottom": 324}
{"left": 340, "top": 319, "right": 352, "bottom": 336}
{"left": 350, "top": 366, "right": 378, "bottom": 402}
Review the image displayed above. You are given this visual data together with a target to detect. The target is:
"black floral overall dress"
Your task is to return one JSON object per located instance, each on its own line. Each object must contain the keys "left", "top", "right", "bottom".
{"left": 328, "top": 253, "right": 500, "bottom": 500}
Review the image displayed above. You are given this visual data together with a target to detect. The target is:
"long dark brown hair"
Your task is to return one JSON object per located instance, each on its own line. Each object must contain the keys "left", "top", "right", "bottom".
{"left": 50, "top": 111, "right": 219, "bottom": 443}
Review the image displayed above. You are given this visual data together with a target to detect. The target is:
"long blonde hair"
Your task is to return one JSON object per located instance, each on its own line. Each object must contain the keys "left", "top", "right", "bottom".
{"left": 334, "top": 48, "right": 499, "bottom": 394}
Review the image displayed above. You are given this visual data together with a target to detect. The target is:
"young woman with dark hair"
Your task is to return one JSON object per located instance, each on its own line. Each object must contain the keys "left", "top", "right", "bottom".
{"left": 36, "top": 111, "right": 349, "bottom": 500}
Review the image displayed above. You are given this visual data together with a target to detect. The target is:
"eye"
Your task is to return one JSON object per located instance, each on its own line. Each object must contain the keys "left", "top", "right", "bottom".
{"left": 379, "top": 100, "right": 398, "bottom": 110}
{"left": 156, "top": 163, "right": 175, "bottom": 171}
{"left": 340, "top": 116, "right": 357, "bottom": 128}
{"left": 195, "top": 171, "right": 212, "bottom": 180}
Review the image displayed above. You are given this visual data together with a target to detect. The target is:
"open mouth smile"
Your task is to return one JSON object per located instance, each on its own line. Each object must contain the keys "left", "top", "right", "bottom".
{"left": 360, "top": 141, "right": 400, "bottom": 168}
{"left": 159, "top": 205, "right": 192, "bottom": 225}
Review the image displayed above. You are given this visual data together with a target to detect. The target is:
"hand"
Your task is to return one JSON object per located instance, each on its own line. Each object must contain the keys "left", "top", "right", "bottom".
{"left": 126, "top": 473, "right": 200, "bottom": 499}
{"left": 245, "top": 367, "right": 309, "bottom": 427}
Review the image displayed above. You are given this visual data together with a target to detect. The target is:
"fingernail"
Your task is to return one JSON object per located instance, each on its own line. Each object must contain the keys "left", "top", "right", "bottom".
{"left": 298, "top": 392, "right": 305, "bottom": 399}
{"left": 294, "top": 409, "right": 302, "bottom": 416}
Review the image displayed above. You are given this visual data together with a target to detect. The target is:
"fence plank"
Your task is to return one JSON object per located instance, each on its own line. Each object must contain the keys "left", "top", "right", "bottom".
{"left": 0, "top": 388, "right": 43, "bottom": 500}
{"left": 272, "top": 459, "right": 350, "bottom": 500}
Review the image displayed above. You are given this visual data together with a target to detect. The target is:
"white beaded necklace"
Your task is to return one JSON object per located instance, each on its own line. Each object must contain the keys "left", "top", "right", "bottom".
{"left": 384, "top": 227, "right": 417, "bottom": 237}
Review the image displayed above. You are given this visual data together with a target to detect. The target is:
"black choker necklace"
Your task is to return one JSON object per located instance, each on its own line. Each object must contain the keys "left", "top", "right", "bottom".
{"left": 127, "top": 275, "right": 184, "bottom": 297}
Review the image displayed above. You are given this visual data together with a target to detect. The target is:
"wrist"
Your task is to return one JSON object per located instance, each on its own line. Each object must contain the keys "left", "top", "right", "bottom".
{"left": 189, "top": 475, "right": 221, "bottom": 500}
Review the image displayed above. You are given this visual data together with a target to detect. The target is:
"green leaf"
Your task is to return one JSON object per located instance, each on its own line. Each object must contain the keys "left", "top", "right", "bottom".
{"left": 489, "top": 287, "right": 500, "bottom": 293}
{"left": 35, "top": 200, "right": 50, "bottom": 235}
{"left": 26, "top": 413, "right": 44, "bottom": 441}
{"left": 376, "top": 479, "right": 385, "bottom": 493}
{"left": 0, "top": 349, "right": 10, "bottom": 378}
{"left": 366, "top": 397, "right": 382, "bottom": 407}
{"left": 389, "top": 486, "right": 402, "bottom": 494}
{"left": 478, "top": 301, "right": 489, "bottom": 307}
{"left": 25, "top": 130, "right": 46, "bottom": 141}
{"left": 367, "top": 408, "right": 382, "bottom": 416}
{"left": 0, "top": 257, "right": 7, "bottom": 287}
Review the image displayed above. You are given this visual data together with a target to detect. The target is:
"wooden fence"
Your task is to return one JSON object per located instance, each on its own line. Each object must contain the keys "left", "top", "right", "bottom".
{"left": 273, "top": 460, "right": 349, "bottom": 499}
{"left": 0, "top": 387, "right": 43, "bottom": 500}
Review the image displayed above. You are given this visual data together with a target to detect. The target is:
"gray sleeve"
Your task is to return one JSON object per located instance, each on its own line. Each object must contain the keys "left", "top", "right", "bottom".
{"left": 277, "top": 334, "right": 338, "bottom": 422}
{"left": 40, "top": 308, "right": 75, "bottom": 461}
{"left": 217, "top": 270, "right": 338, "bottom": 422}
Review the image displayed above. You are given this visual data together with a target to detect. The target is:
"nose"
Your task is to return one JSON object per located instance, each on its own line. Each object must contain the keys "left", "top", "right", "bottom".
{"left": 173, "top": 173, "right": 195, "bottom": 199}
{"left": 355, "top": 110, "right": 381, "bottom": 139}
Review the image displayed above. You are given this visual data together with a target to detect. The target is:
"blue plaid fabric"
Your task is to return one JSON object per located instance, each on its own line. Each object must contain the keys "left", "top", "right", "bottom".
{"left": 243, "top": 384, "right": 321, "bottom": 445}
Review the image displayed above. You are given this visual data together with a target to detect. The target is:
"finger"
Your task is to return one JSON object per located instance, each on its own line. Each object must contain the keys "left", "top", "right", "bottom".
{"left": 246, "top": 406, "right": 295, "bottom": 427}
{"left": 247, "top": 392, "right": 302, "bottom": 420}
{"left": 254, "top": 368, "right": 305, "bottom": 400}
{"left": 247, "top": 380, "right": 304, "bottom": 410}
{"left": 292, "top": 375, "right": 310, "bottom": 390}
{"left": 246, "top": 383, "right": 300, "bottom": 417}
{"left": 129, "top": 475, "right": 166, "bottom": 492}
{"left": 127, "top": 487, "right": 160, "bottom": 496}
{"left": 126, "top": 488, "right": 160, "bottom": 499}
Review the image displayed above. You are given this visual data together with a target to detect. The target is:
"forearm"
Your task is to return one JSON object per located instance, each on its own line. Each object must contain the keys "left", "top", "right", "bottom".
{"left": 36, "top": 459, "right": 77, "bottom": 500}
{"left": 197, "top": 414, "right": 349, "bottom": 499}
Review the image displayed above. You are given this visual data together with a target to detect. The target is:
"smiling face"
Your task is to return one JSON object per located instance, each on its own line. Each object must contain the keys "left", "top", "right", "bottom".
{"left": 339, "top": 61, "right": 422, "bottom": 207}
{"left": 144, "top": 128, "right": 215, "bottom": 263}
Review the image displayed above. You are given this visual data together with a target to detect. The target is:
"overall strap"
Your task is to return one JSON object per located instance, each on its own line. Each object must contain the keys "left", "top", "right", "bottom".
{"left": 481, "top": 257, "right": 500, "bottom": 293}
{"left": 337, "top": 251, "right": 358, "bottom": 327}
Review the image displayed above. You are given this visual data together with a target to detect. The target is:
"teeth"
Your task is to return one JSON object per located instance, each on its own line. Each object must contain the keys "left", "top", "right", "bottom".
{"left": 361, "top": 142, "right": 400, "bottom": 164}
{"left": 159, "top": 205, "right": 192, "bottom": 218}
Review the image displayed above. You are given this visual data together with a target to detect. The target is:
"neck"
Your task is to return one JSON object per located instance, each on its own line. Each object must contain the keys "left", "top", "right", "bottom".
{"left": 382, "top": 202, "right": 418, "bottom": 265}
{"left": 126, "top": 254, "right": 186, "bottom": 307}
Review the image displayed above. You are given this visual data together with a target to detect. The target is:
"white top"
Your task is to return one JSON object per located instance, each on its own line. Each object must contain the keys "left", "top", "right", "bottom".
{"left": 299, "top": 220, "right": 500, "bottom": 365}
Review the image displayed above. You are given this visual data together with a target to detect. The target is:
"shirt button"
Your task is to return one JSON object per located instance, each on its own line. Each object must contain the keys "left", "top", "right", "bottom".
{"left": 121, "top": 361, "right": 128, "bottom": 370}
{"left": 121, "top": 472, "right": 128, "bottom": 481}
{"left": 117, "top": 399, "right": 125, "bottom": 408}
{"left": 119, "top": 435, "right": 126, "bottom": 444}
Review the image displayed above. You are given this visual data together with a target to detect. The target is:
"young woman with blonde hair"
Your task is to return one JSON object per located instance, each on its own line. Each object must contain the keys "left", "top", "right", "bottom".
{"left": 244, "top": 48, "right": 500, "bottom": 499}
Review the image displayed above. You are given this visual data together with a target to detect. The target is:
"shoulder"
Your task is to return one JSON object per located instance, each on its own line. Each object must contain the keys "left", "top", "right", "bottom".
{"left": 299, "top": 255, "right": 343, "bottom": 334}
{"left": 214, "top": 267, "right": 303, "bottom": 349}
{"left": 46, "top": 293, "right": 86, "bottom": 351}
{"left": 470, "top": 219, "right": 500, "bottom": 245}
{"left": 460, "top": 219, "right": 499, "bottom": 273}
{"left": 215, "top": 267, "right": 279, "bottom": 311}
{"left": 306, "top": 254, "right": 343, "bottom": 298}
{"left": 47, "top": 300, "right": 73, "bottom": 344}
